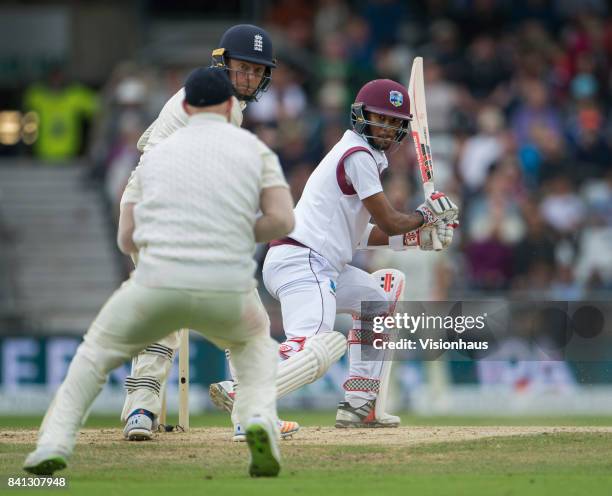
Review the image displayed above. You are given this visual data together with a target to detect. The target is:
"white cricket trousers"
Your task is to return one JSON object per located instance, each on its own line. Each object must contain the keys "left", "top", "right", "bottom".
{"left": 36, "top": 279, "right": 278, "bottom": 455}
{"left": 120, "top": 332, "right": 179, "bottom": 421}
{"left": 263, "top": 244, "right": 392, "bottom": 404}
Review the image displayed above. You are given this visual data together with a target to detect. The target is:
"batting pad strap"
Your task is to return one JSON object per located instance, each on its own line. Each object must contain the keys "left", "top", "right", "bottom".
{"left": 343, "top": 376, "right": 380, "bottom": 393}
{"left": 278, "top": 337, "right": 307, "bottom": 360}
{"left": 348, "top": 329, "right": 390, "bottom": 345}
{"left": 142, "top": 343, "right": 174, "bottom": 361}
{"left": 124, "top": 376, "right": 162, "bottom": 395}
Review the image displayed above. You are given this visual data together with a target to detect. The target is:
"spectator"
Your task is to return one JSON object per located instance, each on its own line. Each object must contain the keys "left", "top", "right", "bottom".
{"left": 247, "top": 65, "right": 307, "bottom": 125}
{"left": 458, "top": 106, "right": 506, "bottom": 193}
{"left": 104, "top": 112, "right": 145, "bottom": 218}
{"left": 511, "top": 78, "right": 563, "bottom": 148}
{"left": 464, "top": 162, "right": 526, "bottom": 290}
{"left": 23, "top": 64, "right": 98, "bottom": 161}
{"left": 512, "top": 199, "right": 557, "bottom": 290}
{"left": 540, "top": 174, "right": 586, "bottom": 234}
{"left": 461, "top": 35, "right": 512, "bottom": 103}
{"left": 423, "top": 59, "right": 459, "bottom": 135}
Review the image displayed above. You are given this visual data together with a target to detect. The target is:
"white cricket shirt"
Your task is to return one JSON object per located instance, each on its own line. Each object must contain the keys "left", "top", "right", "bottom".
{"left": 127, "top": 112, "right": 288, "bottom": 291}
{"left": 289, "top": 130, "right": 388, "bottom": 271}
{"left": 137, "top": 89, "right": 245, "bottom": 152}
{"left": 121, "top": 90, "right": 246, "bottom": 205}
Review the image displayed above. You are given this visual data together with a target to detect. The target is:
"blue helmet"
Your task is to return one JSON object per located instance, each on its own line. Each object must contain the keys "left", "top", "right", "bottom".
{"left": 211, "top": 24, "right": 276, "bottom": 102}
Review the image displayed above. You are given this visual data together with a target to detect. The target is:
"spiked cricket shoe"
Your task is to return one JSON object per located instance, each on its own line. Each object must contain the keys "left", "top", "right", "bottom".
{"left": 245, "top": 417, "right": 281, "bottom": 477}
{"left": 24, "top": 448, "right": 68, "bottom": 476}
{"left": 123, "top": 411, "right": 154, "bottom": 441}
{"left": 335, "top": 399, "right": 400, "bottom": 428}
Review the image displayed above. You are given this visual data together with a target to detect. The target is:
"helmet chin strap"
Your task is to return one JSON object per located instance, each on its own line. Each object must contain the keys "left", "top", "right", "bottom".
{"left": 361, "top": 125, "right": 405, "bottom": 152}
{"left": 366, "top": 135, "right": 386, "bottom": 151}
{"left": 211, "top": 53, "right": 272, "bottom": 102}
{"left": 351, "top": 105, "right": 409, "bottom": 150}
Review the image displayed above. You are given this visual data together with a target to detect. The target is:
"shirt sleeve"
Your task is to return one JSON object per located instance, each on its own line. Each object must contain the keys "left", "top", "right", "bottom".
{"left": 257, "top": 138, "right": 289, "bottom": 189}
{"left": 136, "top": 119, "right": 156, "bottom": 152}
{"left": 343, "top": 151, "right": 383, "bottom": 200}
{"left": 138, "top": 89, "right": 188, "bottom": 153}
{"left": 120, "top": 157, "right": 143, "bottom": 205}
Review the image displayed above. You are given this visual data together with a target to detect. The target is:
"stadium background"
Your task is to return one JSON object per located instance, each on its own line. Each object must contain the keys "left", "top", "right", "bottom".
{"left": 0, "top": 0, "right": 611, "bottom": 418}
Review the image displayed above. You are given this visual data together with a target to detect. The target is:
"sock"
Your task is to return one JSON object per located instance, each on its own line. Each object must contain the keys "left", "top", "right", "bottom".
{"left": 128, "top": 408, "right": 154, "bottom": 421}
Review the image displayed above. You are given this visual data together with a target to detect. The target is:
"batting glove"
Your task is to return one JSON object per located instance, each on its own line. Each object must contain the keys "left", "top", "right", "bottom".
{"left": 416, "top": 191, "right": 459, "bottom": 226}
{"left": 404, "top": 221, "right": 459, "bottom": 251}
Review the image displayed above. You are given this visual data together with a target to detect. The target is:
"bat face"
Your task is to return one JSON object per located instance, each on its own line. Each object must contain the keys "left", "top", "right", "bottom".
{"left": 411, "top": 130, "right": 434, "bottom": 183}
{"left": 408, "top": 56, "right": 435, "bottom": 186}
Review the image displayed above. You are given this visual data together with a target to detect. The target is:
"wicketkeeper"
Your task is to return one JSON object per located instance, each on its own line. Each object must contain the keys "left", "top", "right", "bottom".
{"left": 119, "top": 24, "right": 300, "bottom": 441}
{"left": 24, "top": 67, "right": 294, "bottom": 477}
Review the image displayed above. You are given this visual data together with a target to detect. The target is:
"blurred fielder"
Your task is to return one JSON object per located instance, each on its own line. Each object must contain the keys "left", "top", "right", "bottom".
{"left": 209, "top": 79, "right": 459, "bottom": 427}
{"left": 24, "top": 67, "right": 293, "bottom": 477}
{"left": 119, "top": 24, "right": 300, "bottom": 441}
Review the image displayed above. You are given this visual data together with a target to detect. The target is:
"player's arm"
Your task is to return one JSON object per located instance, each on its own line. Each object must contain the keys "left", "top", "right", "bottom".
{"left": 359, "top": 222, "right": 456, "bottom": 251}
{"left": 362, "top": 189, "right": 459, "bottom": 236}
{"left": 255, "top": 186, "right": 295, "bottom": 243}
{"left": 254, "top": 138, "right": 294, "bottom": 243}
{"left": 118, "top": 168, "right": 143, "bottom": 257}
{"left": 362, "top": 192, "right": 425, "bottom": 235}
{"left": 117, "top": 202, "right": 137, "bottom": 255}
{"left": 363, "top": 224, "right": 391, "bottom": 246}
{"left": 345, "top": 152, "right": 456, "bottom": 236}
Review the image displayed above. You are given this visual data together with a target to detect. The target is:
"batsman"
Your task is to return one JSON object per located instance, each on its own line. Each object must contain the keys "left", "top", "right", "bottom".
{"left": 209, "top": 78, "right": 459, "bottom": 427}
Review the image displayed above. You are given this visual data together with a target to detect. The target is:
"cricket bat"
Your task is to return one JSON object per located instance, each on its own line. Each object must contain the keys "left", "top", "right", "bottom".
{"left": 408, "top": 56, "right": 442, "bottom": 251}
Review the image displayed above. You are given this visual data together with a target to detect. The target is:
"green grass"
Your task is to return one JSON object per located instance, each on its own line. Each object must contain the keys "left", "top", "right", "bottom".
{"left": 2, "top": 412, "right": 612, "bottom": 495}
{"left": 3, "top": 411, "right": 612, "bottom": 429}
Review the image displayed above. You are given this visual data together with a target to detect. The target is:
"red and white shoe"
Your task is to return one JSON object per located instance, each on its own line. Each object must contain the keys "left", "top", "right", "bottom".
{"left": 233, "top": 419, "right": 300, "bottom": 442}
{"left": 335, "top": 399, "right": 400, "bottom": 428}
{"left": 210, "top": 381, "right": 300, "bottom": 440}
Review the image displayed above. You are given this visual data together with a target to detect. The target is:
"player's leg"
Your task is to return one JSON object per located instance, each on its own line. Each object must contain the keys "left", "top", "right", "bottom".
{"left": 265, "top": 246, "right": 347, "bottom": 396}
{"left": 334, "top": 266, "right": 405, "bottom": 428}
{"left": 191, "top": 289, "right": 281, "bottom": 477}
{"left": 24, "top": 281, "right": 192, "bottom": 475}
{"left": 121, "top": 332, "right": 180, "bottom": 440}
{"left": 210, "top": 245, "right": 347, "bottom": 425}
{"left": 208, "top": 349, "right": 237, "bottom": 412}
{"left": 209, "top": 289, "right": 301, "bottom": 442}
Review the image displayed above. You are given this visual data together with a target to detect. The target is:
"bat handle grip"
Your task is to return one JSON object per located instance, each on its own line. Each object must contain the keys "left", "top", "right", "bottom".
{"left": 432, "top": 229, "right": 443, "bottom": 251}
{"left": 422, "top": 182, "right": 442, "bottom": 251}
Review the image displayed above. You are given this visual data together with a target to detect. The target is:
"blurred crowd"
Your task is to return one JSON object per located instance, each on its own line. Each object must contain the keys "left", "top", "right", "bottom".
{"left": 25, "top": 0, "right": 612, "bottom": 298}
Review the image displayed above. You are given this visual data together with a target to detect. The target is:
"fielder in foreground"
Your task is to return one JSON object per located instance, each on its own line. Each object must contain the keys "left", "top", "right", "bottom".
{"left": 23, "top": 67, "right": 294, "bottom": 478}
{"left": 209, "top": 79, "right": 459, "bottom": 427}
{"left": 119, "top": 23, "right": 299, "bottom": 441}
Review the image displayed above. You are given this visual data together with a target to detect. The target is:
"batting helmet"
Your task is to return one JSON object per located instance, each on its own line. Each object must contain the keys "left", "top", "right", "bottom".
{"left": 351, "top": 79, "right": 412, "bottom": 149}
{"left": 211, "top": 24, "right": 276, "bottom": 102}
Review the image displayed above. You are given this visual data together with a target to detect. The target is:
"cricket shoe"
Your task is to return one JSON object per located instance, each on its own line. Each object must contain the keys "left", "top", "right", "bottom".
{"left": 123, "top": 409, "right": 156, "bottom": 441}
{"left": 233, "top": 419, "right": 300, "bottom": 442}
{"left": 245, "top": 416, "right": 281, "bottom": 477}
{"left": 24, "top": 447, "right": 68, "bottom": 476}
{"left": 211, "top": 382, "right": 300, "bottom": 441}
{"left": 335, "top": 399, "right": 400, "bottom": 428}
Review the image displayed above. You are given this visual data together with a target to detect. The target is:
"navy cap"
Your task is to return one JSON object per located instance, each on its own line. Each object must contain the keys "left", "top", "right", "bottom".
{"left": 184, "top": 67, "right": 233, "bottom": 107}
